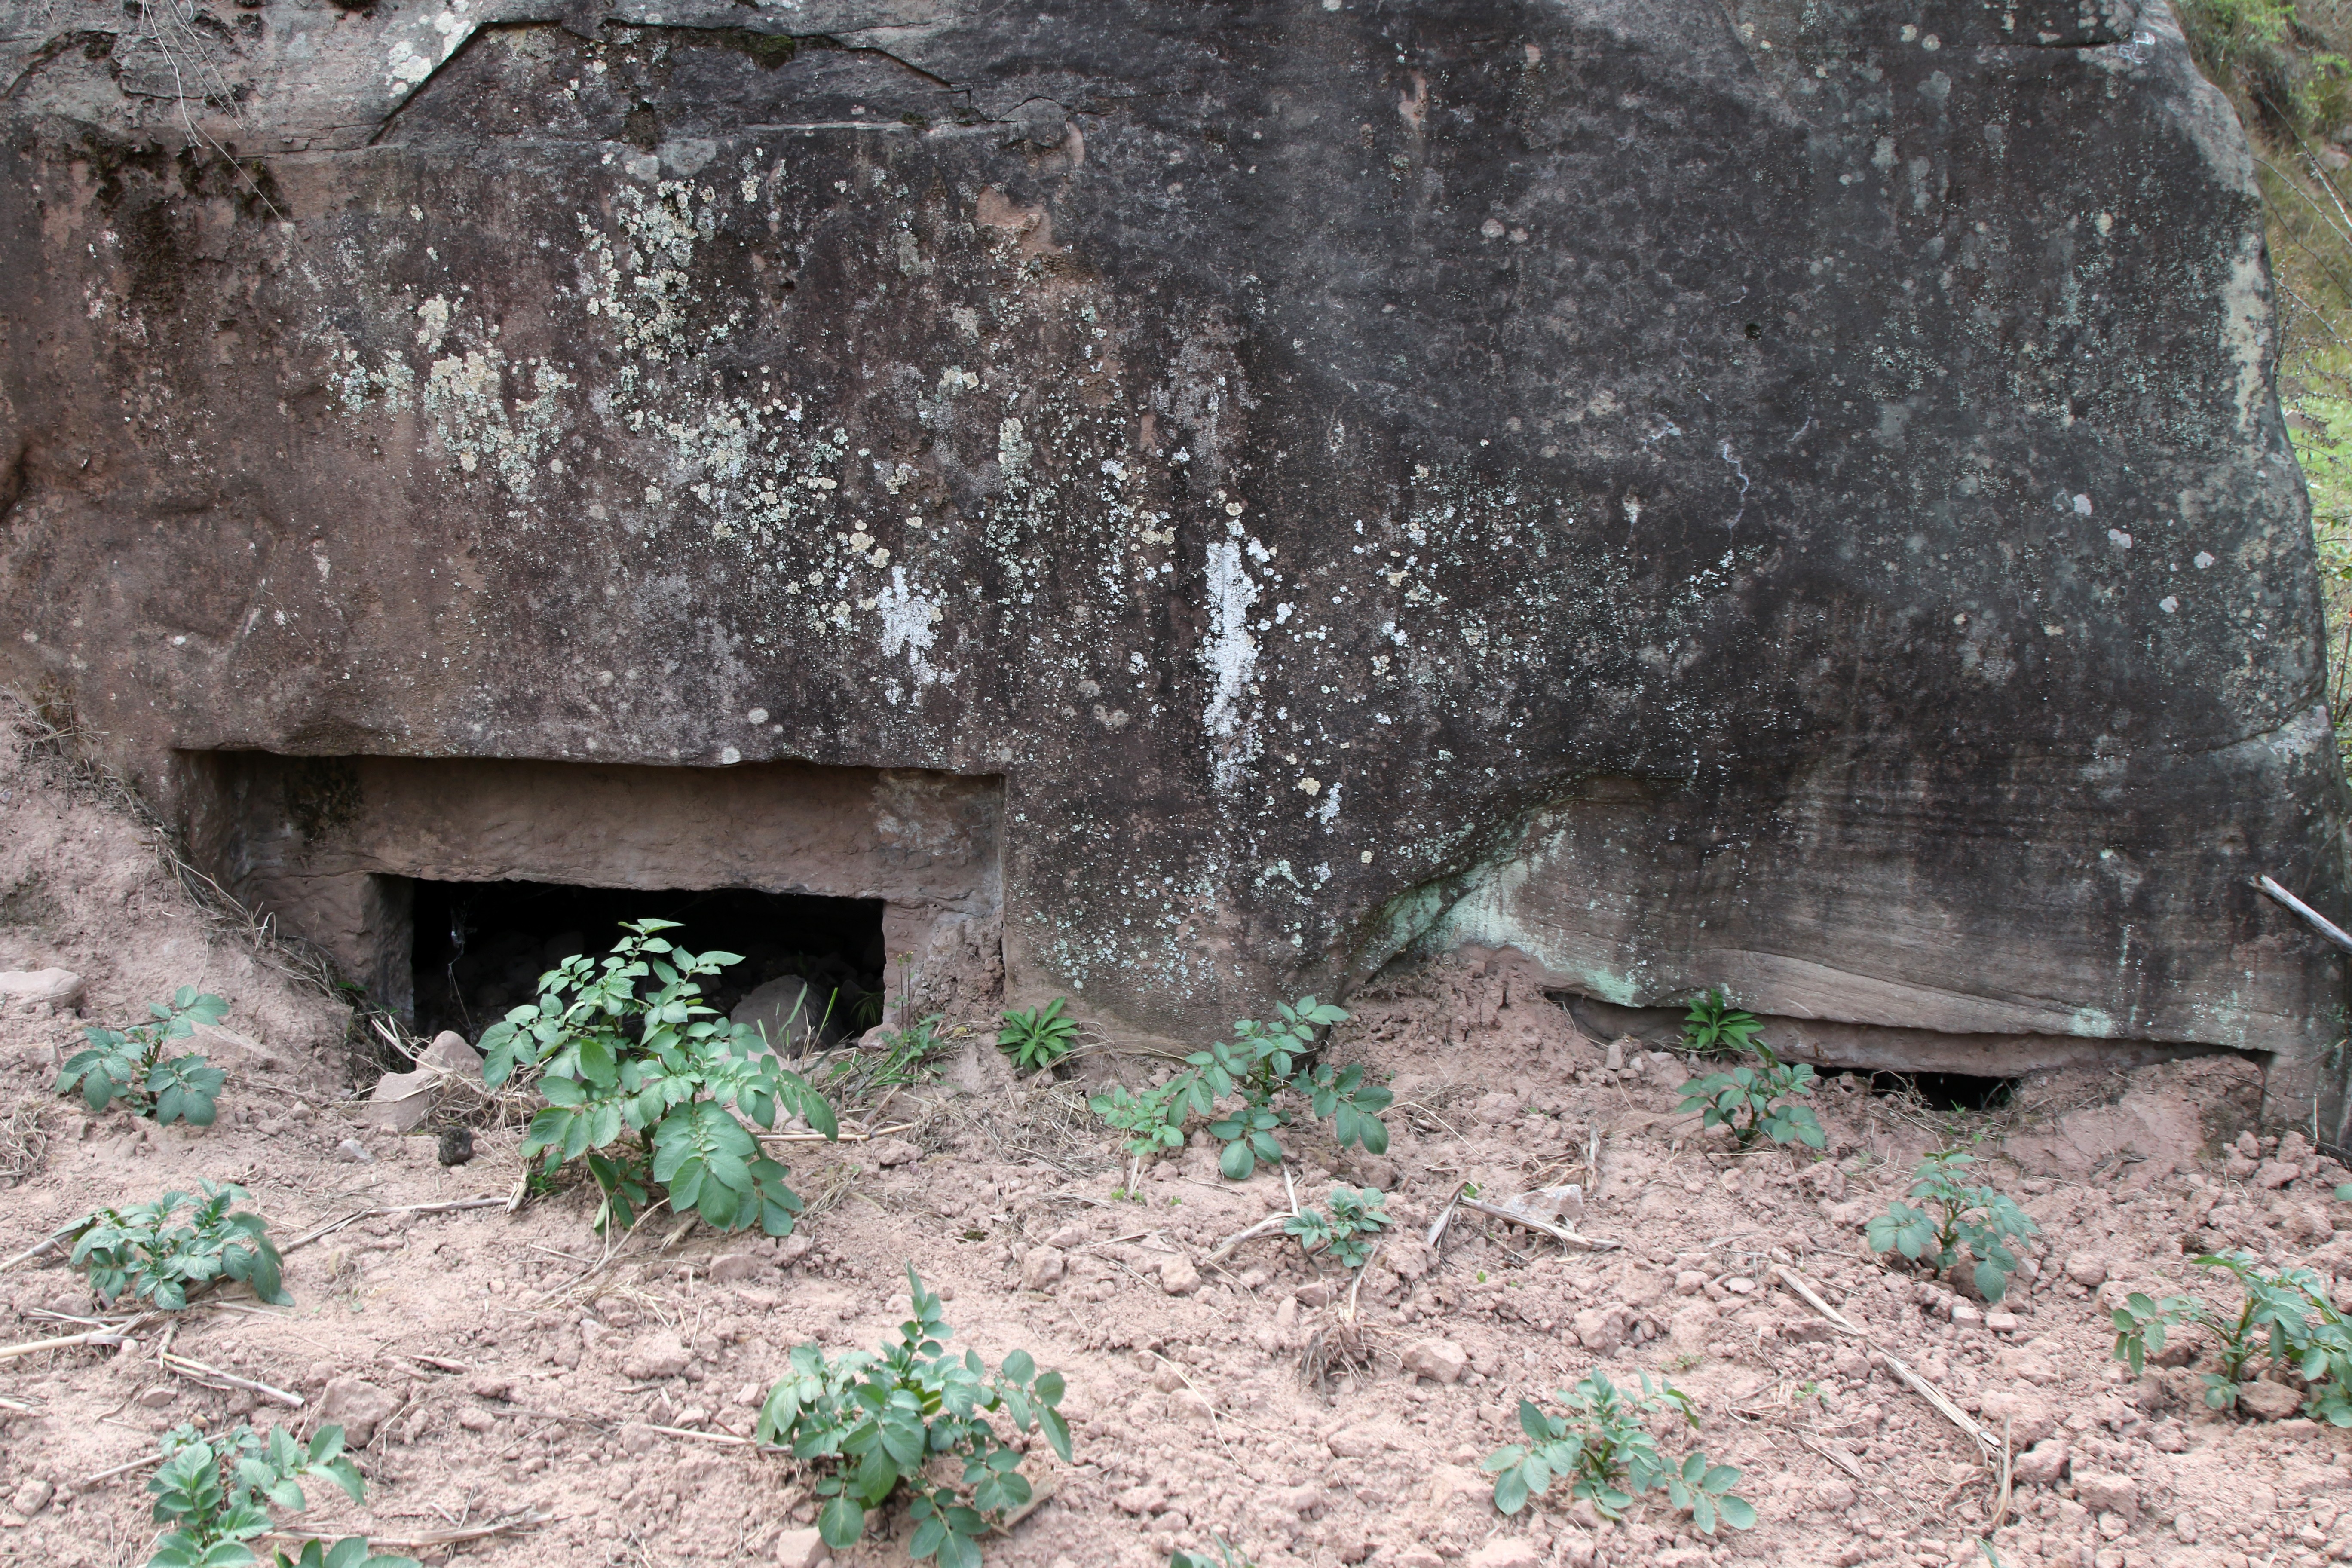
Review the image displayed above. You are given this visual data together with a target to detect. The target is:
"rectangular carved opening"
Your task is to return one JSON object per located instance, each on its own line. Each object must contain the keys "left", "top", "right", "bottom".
{"left": 176, "top": 751, "right": 1002, "bottom": 1039}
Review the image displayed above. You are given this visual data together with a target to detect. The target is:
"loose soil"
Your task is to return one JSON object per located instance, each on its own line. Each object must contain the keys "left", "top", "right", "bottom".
{"left": 0, "top": 716, "right": 2345, "bottom": 1568}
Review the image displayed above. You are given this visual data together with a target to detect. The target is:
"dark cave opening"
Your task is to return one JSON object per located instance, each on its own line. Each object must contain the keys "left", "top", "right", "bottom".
{"left": 407, "top": 879, "right": 886, "bottom": 1049}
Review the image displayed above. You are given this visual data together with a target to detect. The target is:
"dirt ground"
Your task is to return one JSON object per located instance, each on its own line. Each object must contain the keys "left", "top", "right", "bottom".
{"left": 2, "top": 719, "right": 2348, "bottom": 1568}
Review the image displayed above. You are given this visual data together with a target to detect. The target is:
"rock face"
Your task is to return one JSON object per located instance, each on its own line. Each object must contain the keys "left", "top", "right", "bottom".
{"left": 1, "top": 1, "right": 2344, "bottom": 1120}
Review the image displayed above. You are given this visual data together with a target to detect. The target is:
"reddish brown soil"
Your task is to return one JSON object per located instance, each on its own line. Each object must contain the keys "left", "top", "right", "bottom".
{"left": 1, "top": 720, "right": 2346, "bottom": 1568}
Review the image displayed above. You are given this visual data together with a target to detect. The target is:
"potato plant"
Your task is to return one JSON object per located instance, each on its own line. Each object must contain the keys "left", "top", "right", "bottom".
{"left": 145, "top": 1421, "right": 414, "bottom": 1568}
{"left": 56, "top": 986, "right": 229, "bottom": 1126}
{"left": 1865, "top": 1150, "right": 2038, "bottom": 1302}
{"left": 1675, "top": 1040, "right": 1825, "bottom": 1150}
{"left": 481, "top": 920, "right": 836, "bottom": 1235}
{"left": 1485, "top": 1371, "right": 1753, "bottom": 1534}
{"left": 70, "top": 1182, "right": 290, "bottom": 1311}
{"left": 2112, "top": 1251, "right": 2352, "bottom": 1420}
{"left": 756, "top": 1267, "right": 1072, "bottom": 1568}
{"left": 1089, "top": 997, "right": 1389, "bottom": 1178}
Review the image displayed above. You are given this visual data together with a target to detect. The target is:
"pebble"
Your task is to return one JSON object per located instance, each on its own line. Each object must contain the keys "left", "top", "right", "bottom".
{"left": 2063, "top": 1253, "right": 2109, "bottom": 1288}
{"left": 773, "top": 1526, "right": 826, "bottom": 1568}
{"left": 334, "top": 1137, "right": 373, "bottom": 1163}
{"left": 2014, "top": 1438, "right": 2070, "bottom": 1485}
{"left": 1021, "top": 1245, "right": 1066, "bottom": 1291}
{"left": 1158, "top": 1254, "right": 1201, "bottom": 1296}
{"left": 315, "top": 1375, "right": 402, "bottom": 1446}
{"left": 2074, "top": 1470, "right": 2138, "bottom": 1519}
{"left": 9, "top": 1479, "right": 52, "bottom": 1516}
{"left": 2239, "top": 1378, "right": 2306, "bottom": 1421}
{"left": 621, "top": 1332, "right": 692, "bottom": 1380}
{"left": 1401, "top": 1338, "right": 1468, "bottom": 1385}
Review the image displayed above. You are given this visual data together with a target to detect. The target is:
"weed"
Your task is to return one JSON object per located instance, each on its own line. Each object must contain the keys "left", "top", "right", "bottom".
{"left": 56, "top": 986, "right": 228, "bottom": 1126}
{"left": 70, "top": 1182, "right": 289, "bottom": 1311}
{"left": 1681, "top": 989, "right": 1763, "bottom": 1053}
{"left": 481, "top": 920, "right": 836, "bottom": 1235}
{"left": 818, "top": 1015, "right": 948, "bottom": 1105}
{"left": 998, "top": 999, "right": 1078, "bottom": 1075}
{"left": 1865, "top": 1150, "right": 2038, "bottom": 1302}
{"left": 756, "top": 1266, "right": 1072, "bottom": 1568}
{"left": 1283, "top": 1185, "right": 1391, "bottom": 1269}
{"left": 1484, "top": 1371, "right": 1753, "bottom": 1534}
{"left": 1676, "top": 1041, "right": 1825, "bottom": 1150}
{"left": 145, "top": 1421, "right": 414, "bottom": 1568}
{"left": 1088, "top": 997, "right": 1388, "bottom": 1178}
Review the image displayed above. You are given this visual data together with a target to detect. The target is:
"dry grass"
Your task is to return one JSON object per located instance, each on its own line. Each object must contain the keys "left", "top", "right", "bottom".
{"left": 0, "top": 1096, "right": 50, "bottom": 1188}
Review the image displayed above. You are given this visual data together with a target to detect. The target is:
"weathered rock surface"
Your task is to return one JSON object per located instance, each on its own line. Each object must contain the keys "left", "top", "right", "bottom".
{"left": 0, "top": 0, "right": 2343, "bottom": 1118}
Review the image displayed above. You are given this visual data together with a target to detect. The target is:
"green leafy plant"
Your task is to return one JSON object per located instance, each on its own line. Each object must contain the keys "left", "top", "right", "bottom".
{"left": 1283, "top": 1185, "right": 1391, "bottom": 1269}
{"left": 998, "top": 999, "right": 1079, "bottom": 1075}
{"left": 481, "top": 920, "right": 837, "bottom": 1236}
{"left": 2110, "top": 1291, "right": 2203, "bottom": 1376}
{"left": 1864, "top": 1150, "right": 2039, "bottom": 1302}
{"left": 818, "top": 1014, "right": 948, "bottom": 1102}
{"left": 2117, "top": 1252, "right": 2352, "bottom": 1419}
{"left": 1170, "top": 1542, "right": 1254, "bottom": 1568}
{"left": 756, "top": 1265, "right": 1073, "bottom": 1568}
{"left": 144, "top": 1421, "right": 416, "bottom": 1568}
{"left": 1088, "top": 998, "right": 1387, "bottom": 1179}
{"left": 1681, "top": 989, "right": 1763, "bottom": 1053}
{"left": 1484, "top": 1372, "right": 1753, "bottom": 1534}
{"left": 56, "top": 986, "right": 229, "bottom": 1126}
{"left": 1676, "top": 1041, "right": 1825, "bottom": 1150}
{"left": 69, "top": 1182, "right": 290, "bottom": 1311}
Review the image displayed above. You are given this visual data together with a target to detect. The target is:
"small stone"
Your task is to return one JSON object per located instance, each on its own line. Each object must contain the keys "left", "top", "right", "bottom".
{"left": 2074, "top": 1471, "right": 2137, "bottom": 1519}
{"left": 1044, "top": 1223, "right": 1089, "bottom": 1249}
{"left": 1402, "top": 1339, "right": 1469, "bottom": 1385}
{"left": 707, "top": 1253, "right": 764, "bottom": 1284}
{"left": 420, "top": 1030, "right": 484, "bottom": 1077}
{"left": 1021, "top": 1246, "right": 1066, "bottom": 1291}
{"left": 2013, "top": 1439, "right": 2070, "bottom": 1486}
{"left": 2254, "top": 1159, "right": 2302, "bottom": 1191}
{"left": 1114, "top": 1484, "right": 1165, "bottom": 1516}
{"left": 1464, "top": 1542, "right": 1542, "bottom": 1568}
{"left": 334, "top": 1137, "right": 373, "bottom": 1163}
{"left": 1572, "top": 1307, "right": 1623, "bottom": 1356}
{"left": 622, "top": 1332, "right": 692, "bottom": 1380}
{"left": 1267, "top": 1482, "right": 1326, "bottom": 1520}
{"left": 362, "top": 1069, "right": 437, "bottom": 1133}
{"left": 1326, "top": 1421, "right": 1399, "bottom": 1458}
{"left": 436, "top": 1126, "right": 475, "bottom": 1166}
{"left": 1812, "top": 1478, "right": 1857, "bottom": 1510}
{"left": 1674, "top": 1270, "right": 1708, "bottom": 1295}
{"left": 1984, "top": 1309, "right": 2019, "bottom": 1332}
{"left": 1168, "top": 1387, "right": 1214, "bottom": 1424}
{"left": 1977, "top": 1390, "right": 2056, "bottom": 1448}
{"left": 315, "top": 1375, "right": 401, "bottom": 1446}
{"left": 10, "top": 1479, "right": 52, "bottom": 1516}
{"left": 616, "top": 1422, "right": 658, "bottom": 1454}
{"left": 2238, "top": 1378, "right": 2305, "bottom": 1421}
{"left": 0, "top": 969, "right": 84, "bottom": 1010}
{"left": 2063, "top": 1254, "right": 2108, "bottom": 1288}
{"left": 773, "top": 1526, "right": 826, "bottom": 1568}
{"left": 134, "top": 1386, "right": 175, "bottom": 1408}
{"left": 1951, "top": 1301, "right": 1984, "bottom": 1327}
{"left": 464, "top": 1372, "right": 514, "bottom": 1400}
{"left": 1158, "top": 1254, "right": 1201, "bottom": 1295}
{"left": 869, "top": 1137, "right": 921, "bottom": 1167}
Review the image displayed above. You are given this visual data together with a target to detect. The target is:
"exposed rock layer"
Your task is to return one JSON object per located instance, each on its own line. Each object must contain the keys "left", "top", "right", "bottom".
{"left": 0, "top": 1, "right": 2343, "bottom": 1119}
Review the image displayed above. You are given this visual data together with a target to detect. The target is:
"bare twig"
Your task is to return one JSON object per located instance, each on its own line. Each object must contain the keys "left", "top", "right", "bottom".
{"left": 0, "top": 1314, "right": 157, "bottom": 1362}
{"left": 272, "top": 1511, "right": 553, "bottom": 1550}
{"left": 1771, "top": 1266, "right": 1997, "bottom": 1461}
{"left": 283, "top": 1196, "right": 509, "bottom": 1253}
{"left": 2257, "top": 875, "right": 2352, "bottom": 956}
{"left": 160, "top": 1351, "right": 303, "bottom": 1407}
{"left": 1454, "top": 1193, "right": 1620, "bottom": 1252}
{"left": 79, "top": 1452, "right": 166, "bottom": 1488}
{"left": 1203, "top": 1213, "right": 1292, "bottom": 1267}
